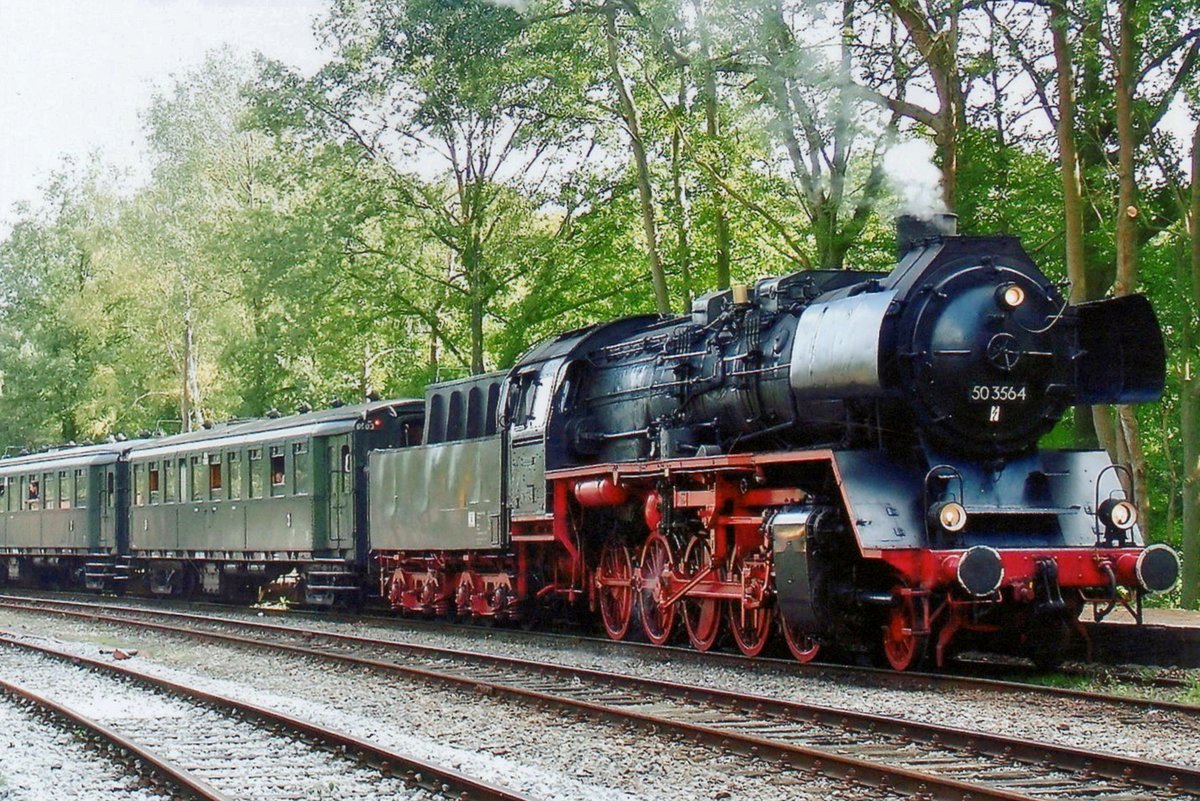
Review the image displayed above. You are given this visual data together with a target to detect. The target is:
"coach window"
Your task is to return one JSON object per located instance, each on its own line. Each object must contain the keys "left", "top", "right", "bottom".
{"left": 248, "top": 449, "right": 262, "bottom": 498}
{"left": 209, "top": 454, "right": 223, "bottom": 500}
{"left": 133, "top": 464, "right": 145, "bottom": 506}
{"left": 293, "top": 443, "right": 309, "bottom": 495}
{"left": 341, "top": 444, "right": 352, "bottom": 475}
{"left": 44, "top": 473, "right": 57, "bottom": 510}
{"left": 486, "top": 383, "right": 500, "bottom": 436}
{"left": 427, "top": 394, "right": 446, "bottom": 444}
{"left": 191, "top": 456, "right": 204, "bottom": 501}
{"left": 74, "top": 470, "right": 87, "bottom": 509}
{"left": 164, "top": 459, "right": 176, "bottom": 503}
{"left": 227, "top": 452, "right": 242, "bottom": 501}
{"left": 466, "top": 387, "right": 483, "bottom": 438}
{"left": 269, "top": 446, "right": 285, "bottom": 497}
{"left": 58, "top": 471, "right": 70, "bottom": 509}
{"left": 0, "top": 478, "right": 7, "bottom": 513}
{"left": 148, "top": 463, "right": 160, "bottom": 505}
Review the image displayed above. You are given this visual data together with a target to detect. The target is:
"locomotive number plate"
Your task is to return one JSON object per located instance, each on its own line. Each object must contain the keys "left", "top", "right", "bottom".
{"left": 968, "top": 384, "right": 1027, "bottom": 402}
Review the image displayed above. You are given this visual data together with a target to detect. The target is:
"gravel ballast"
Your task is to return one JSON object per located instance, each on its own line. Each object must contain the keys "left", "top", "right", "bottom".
{"left": 0, "top": 688, "right": 171, "bottom": 801}
{"left": 0, "top": 644, "right": 441, "bottom": 801}
{"left": 4, "top": 598, "right": 1197, "bottom": 797}
{"left": 0, "top": 609, "right": 868, "bottom": 801}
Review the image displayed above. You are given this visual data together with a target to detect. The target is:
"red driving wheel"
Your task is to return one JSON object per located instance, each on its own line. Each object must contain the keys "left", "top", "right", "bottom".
{"left": 727, "top": 552, "right": 772, "bottom": 657}
{"left": 780, "top": 611, "right": 820, "bottom": 663}
{"left": 638, "top": 532, "right": 677, "bottom": 646}
{"left": 596, "top": 539, "right": 634, "bottom": 641}
{"left": 882, "top": 587, "right": 926, "bottom": 671}
{"left": 681, "top": 535, "right": 721, "bottom": 652}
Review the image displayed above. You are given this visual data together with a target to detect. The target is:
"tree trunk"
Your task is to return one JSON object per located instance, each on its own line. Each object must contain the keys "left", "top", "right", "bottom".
{"left": 885, "top": 0, "right": 965, "bottom": 211}
{"left": 1050, "top": 0, "right": 1098, "bottom": 448}
{"left": 670, "top": 76, "right": 693, "bottom": 307}
{"left": 695, "top": 0, "right": 730, "bottom": 291}
{"left": 604, "top": 10, "right": 672, "bottom": 316}
{"left": 180, "top": 280, "right": 203, "bottom": 432}
{"left": 1114, "top": 0, "right": 1139, "bottom": 297}
{"left": 1108, "top": 0, "right": 1149, "bottom": 525}
{"left": 1051, "top": 1, "right": 1087, "bottom": 306}
{"left": 429, "top": 317, "right": 440, "bottom": 377}
{"left": 469, "top": 294, "right": 485, "bottom": 375}
{"left": 1182, "top": 122, "right": 1200, "bottom": 607}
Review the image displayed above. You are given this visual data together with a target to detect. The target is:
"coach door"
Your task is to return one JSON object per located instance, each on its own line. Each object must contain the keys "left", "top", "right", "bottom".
{"left": 98, "top": 465, "right": 117, "bottom": 552}
{"left": 326, "top": 436, "right": 353, "bottom": 547}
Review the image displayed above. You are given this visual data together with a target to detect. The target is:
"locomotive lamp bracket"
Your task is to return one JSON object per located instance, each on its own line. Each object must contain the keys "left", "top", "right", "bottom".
{"left": 1092, "top": 464, "right": 1135, "bottom": 547}
{"left": 924, "top": 465, "right": 968, "bottom": 545}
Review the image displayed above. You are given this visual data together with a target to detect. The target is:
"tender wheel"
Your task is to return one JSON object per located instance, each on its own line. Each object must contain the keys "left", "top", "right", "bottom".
{"left": 596, "top": 539, "right": 634, "bottom": 640}
{"left": 638, "top": 532, "right": 677, "bottom": 646}
{"left": 681, "top": 535, "right": 721, "bottom": 652}
{"left": 882, "top": 588, "right": 927, "bottom": 671}
{"left": 780, "top": 611, "right": 820, "bottom": 663}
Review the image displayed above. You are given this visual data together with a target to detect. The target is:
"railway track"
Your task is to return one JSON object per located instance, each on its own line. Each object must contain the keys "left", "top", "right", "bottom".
{"left": 4, "top": 593, "right": 1199, "bottom": 800}
{"left": 0, "top": 628, "right": 530, "bottom": 801}
{"left": 12, "top": 588, "right": 1197, "bottom": 705}
{"left": 0, "top": 674, "right": 227, "bottom": 800}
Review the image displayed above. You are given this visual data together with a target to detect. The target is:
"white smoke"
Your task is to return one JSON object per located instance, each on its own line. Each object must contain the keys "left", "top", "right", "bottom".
{"left": 485, "top": 0, "right": 531, "bottom": 11}
{"left": 883, "top": 139, "right": 948, "bottom": 219}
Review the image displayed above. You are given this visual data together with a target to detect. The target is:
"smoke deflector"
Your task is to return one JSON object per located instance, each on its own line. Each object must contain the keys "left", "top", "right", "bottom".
{"left": 1074, "top": 294, "right": 1166, "bottom": 405}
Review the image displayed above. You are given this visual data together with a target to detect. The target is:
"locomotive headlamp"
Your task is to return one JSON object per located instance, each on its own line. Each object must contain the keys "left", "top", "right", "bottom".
{"left": 930, "top": 500, "right": 968, "bottom": 533}
{"left": 1098, "top": 498, "right": 1138, "bottom": 531}
{"left": 997, "top": 283, "right": 1026, "bottom": 309}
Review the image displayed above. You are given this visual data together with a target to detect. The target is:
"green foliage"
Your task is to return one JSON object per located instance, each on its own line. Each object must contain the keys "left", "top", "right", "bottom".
{"left": 0, "top": 0, "right": 1197, "bottom": 600}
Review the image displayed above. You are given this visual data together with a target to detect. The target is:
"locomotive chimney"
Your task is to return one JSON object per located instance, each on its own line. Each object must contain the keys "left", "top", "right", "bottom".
{"left": 897, "top": 213, "right": 958, "bottom": 257}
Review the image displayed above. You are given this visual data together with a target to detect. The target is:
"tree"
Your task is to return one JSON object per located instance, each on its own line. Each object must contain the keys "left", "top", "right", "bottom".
{"left": 0, "top": 163, "right": 123, "bottom": 445}
{"left": 251, "top": 0, "right": 598, "bottom": 372}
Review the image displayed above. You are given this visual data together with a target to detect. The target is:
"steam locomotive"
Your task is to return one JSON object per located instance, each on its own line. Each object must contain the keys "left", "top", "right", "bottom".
{"left": 0, "top": 215, "right": 1179, "bottom": 670}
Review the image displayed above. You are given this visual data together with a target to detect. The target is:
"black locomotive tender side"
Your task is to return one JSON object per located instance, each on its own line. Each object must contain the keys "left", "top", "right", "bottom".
{"left": 0, "top": 215, "right": 1181, "bottom": 669}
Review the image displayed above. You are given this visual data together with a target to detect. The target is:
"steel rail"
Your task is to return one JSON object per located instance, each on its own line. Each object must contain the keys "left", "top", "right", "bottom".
{"left": 0, "top": 675, "right": 232, "bottom": 801}
{"left": 6, "top": 591, "right": 1197, "bottom": 715}
{"left": 0, "top": 633, "right": 533, "bottom": 801}
{"left": 8, "top": 597, "right": 1200, "bottom": 799}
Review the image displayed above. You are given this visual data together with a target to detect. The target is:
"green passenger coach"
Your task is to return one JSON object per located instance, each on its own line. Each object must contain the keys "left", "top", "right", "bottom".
{"left": 124, "top": 400, "right": 422, "bottom": 604}
{"left": 0, "top": 442, "right": 133, "bottom": 588}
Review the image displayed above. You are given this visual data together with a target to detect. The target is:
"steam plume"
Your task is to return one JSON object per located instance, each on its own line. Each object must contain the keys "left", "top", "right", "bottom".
{"left": 883, "top": 139, "right": 947, "bottom": 219}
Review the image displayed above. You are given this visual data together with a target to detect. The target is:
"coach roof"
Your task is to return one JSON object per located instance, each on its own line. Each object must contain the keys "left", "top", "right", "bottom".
{"left": 0, "top": 440, "right": 140, "bottom": 476}
{"left": 127, "top": 398, "right": 422, "bottom": 460}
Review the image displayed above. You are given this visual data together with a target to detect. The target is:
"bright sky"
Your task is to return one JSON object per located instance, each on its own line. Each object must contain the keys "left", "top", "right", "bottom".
{"left": 0, "top": 0, "right": 328, "bottom": 231}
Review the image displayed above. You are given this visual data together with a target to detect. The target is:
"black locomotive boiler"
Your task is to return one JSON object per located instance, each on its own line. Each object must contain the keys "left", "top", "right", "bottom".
{"left": 374, "top": 214, "right": 1179, "bottom": 669}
